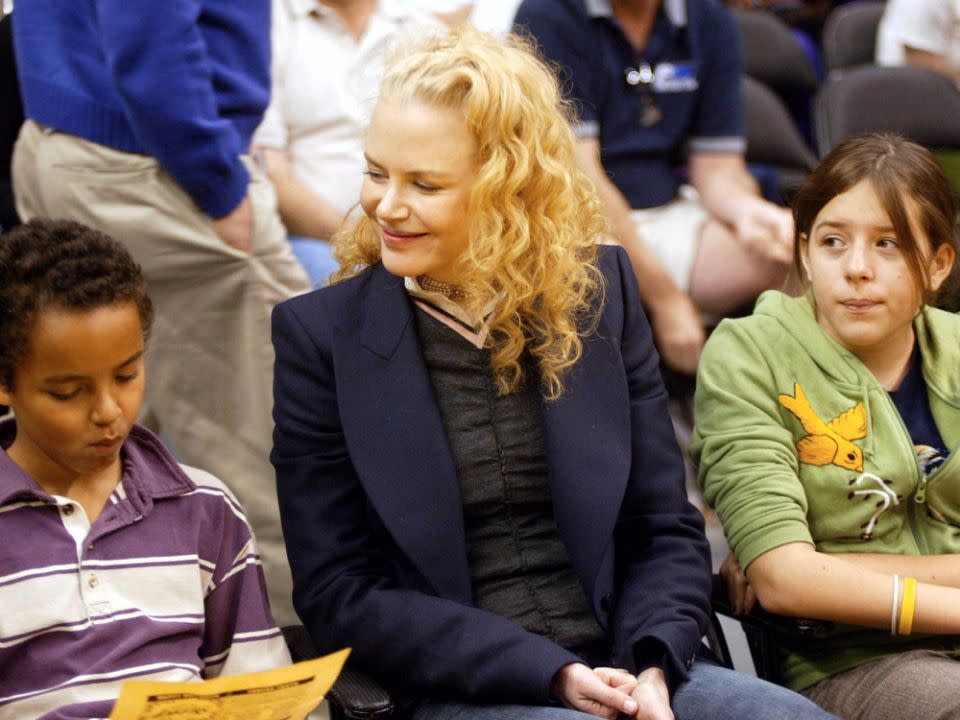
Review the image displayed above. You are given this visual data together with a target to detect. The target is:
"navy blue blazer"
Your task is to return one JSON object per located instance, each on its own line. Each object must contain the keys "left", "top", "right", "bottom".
{"left": 271, "top": 245, "right": 712, "bottom": 706}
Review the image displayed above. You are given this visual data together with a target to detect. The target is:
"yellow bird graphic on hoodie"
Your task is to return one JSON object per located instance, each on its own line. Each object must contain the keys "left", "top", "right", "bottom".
{"left": 778, "top": 383, "right": 867, "bottom": 472}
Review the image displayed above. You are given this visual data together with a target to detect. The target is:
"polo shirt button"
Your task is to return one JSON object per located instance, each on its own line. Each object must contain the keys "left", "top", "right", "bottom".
{"left": 686, "top": 657, "right": 694, "bottom": 670}
{"left": 63, "top": 505, "right": 74, "bottom": 516}
{"left": 600, "top": 593, "right": 615, "bottom": 613}
{"left": 88, "top": 574, "right": 99, "bottom": 588}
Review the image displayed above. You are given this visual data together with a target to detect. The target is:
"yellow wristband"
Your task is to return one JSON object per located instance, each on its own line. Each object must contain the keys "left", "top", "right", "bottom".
{"left": 898, "top": 577, "right": 918, "bottom": 636}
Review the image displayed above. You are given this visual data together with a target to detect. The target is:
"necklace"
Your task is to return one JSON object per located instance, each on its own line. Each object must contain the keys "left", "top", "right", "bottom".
{"left": 417, "top": 274, "right": 466, "bottom": 300}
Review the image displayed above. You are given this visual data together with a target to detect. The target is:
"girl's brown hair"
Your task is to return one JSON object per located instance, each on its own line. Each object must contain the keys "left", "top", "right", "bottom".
{"left": 793, "top": 132, "right": 959, "bottom": 306}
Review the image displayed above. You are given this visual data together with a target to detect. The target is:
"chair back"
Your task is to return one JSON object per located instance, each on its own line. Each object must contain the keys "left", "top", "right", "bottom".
{"left": 733, "top": 9, "right": 819, "bottom": 93}
{"left": 821, "top": 2, "right": 884, "bottom": 72}
{"left": 815, "top": 65, "right": 960, "bottom": 157}
{"left": 742, "top": 76, "right": 817, "bottom": 199}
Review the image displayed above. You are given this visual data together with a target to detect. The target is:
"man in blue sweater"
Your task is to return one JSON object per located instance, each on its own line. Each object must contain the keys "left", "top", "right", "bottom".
{"left": 10, "top": 0, "right": 312, "bottom": 626}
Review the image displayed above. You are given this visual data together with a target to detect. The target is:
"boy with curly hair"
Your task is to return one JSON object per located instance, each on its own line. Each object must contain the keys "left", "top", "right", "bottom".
{"left": 0, "top": 219, "right": 290, "bottom": 719}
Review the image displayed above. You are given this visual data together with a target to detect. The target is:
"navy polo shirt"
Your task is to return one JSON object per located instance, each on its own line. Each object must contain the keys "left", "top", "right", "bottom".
{"left": 514, "top": 0, "right": 746, "bottom": 209}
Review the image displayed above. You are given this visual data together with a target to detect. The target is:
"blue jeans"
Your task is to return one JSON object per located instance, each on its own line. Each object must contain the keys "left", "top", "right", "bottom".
{"left": 411, "top": 661, "right": 838, "bottom": 720}
{"left": 289, "top": 234, "right": 338, "bottom": 289}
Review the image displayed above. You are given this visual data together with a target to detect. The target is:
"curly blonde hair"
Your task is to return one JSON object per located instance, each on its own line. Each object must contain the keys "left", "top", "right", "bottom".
{"left": 332, "top": 29, "right": 607, "bottom": 400}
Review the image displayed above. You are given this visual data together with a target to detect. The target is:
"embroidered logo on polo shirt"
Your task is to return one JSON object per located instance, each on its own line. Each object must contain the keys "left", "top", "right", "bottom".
{"left": 652, "top": 62, "right": 698, "bottom": 93}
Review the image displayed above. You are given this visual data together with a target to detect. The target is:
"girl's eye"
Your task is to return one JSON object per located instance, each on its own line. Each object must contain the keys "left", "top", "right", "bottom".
{"left": 821, "top": 235, "right": 843, "bottom": 247}
{"left": 47, "top": 389, "right": 80, "bottom": 401}
{"left": 117, "top": 372, "right": 139, "bottom": 384}
{"left": 877, "top": 237, "right": 898, "bottom": 249}
{"left": 414, "top": 182, "right": 439, "bottom": 192}
{"left": 364, "top": 169, "right": 386, "bottom": 181}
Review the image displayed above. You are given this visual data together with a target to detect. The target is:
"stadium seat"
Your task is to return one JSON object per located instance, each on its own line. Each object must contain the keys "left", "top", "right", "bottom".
{"left": 821, "top": 2, "right": 884, "bottom": 73}
{"left": 815, "top": 65, "right": 960, "bottom": 157}
{"left": 733, "top": 8, "right": 819, "bottom": 94}
{"left": 742, "top": 76, "right": 817, "bottom": 201}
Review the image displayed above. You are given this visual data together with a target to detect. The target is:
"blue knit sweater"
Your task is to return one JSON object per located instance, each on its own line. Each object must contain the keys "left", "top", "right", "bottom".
{"left": 13, "top": 0, "right": 271, "bottom": 218}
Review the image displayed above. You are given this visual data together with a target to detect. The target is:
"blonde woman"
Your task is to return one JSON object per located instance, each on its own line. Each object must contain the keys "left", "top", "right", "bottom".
{"left": 271, "top": 29, "right": 834, "bottom": 720}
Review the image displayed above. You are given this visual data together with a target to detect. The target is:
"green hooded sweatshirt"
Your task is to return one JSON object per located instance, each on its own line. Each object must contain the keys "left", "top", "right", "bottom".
{"left": 691, "top": 291, "right": 960, "bottom": 691}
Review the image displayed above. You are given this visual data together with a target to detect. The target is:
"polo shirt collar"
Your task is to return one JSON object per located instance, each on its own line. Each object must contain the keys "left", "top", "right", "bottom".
{"left": 120, "top": 425, "right": 198, "bottom": 503}
{"left": 584, "top": 0, "right": 688, "bottom": 27}
{"left": 0, "top": 420, "right": 40, "bottom": 505}
{"left": 0, "top": 419, "right": 195, "bottom": 510}
{"left": 288, "top": 0, "right": 320, "bottom": 20}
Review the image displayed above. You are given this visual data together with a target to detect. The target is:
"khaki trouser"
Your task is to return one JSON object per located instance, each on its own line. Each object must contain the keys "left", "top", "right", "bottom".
{"left": 13, "top": 120, "right": 311, "bottom": 626}
{"left": 802, "top": 650, "right": 960, "bottom": 720}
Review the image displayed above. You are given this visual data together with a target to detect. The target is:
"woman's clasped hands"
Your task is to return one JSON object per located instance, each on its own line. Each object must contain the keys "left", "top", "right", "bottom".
{"left": 552, "top": 663, "right": 674, "bottom": 720}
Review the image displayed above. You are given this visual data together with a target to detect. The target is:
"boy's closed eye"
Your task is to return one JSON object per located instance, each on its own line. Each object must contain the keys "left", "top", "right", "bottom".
{"left": 44, "top": 363, "right": 141, "bottom": 402}
{"left": 47, "top": 388, "right": 81, "bottom": 402}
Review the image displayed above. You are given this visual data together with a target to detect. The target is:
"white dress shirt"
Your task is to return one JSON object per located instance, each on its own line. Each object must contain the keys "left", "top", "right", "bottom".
{"left": 414, "top": 0, "right": 522, "bottom": 35}
{"left": 877, "top": 0, "right": 960, "bottom": 74}
{"left": 254, "top": 0, "right": 442, "bottom": 216}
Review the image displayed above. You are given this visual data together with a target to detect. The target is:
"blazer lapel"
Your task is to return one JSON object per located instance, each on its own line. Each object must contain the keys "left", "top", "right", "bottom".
{"left": 335, "top": 265, "right": 631, "bottom": 608}
{"left": 543, "top": 327, "right": 631, "bottom": 605}
{"left": 337, "top": 267, "right": 472, "bottom": 604}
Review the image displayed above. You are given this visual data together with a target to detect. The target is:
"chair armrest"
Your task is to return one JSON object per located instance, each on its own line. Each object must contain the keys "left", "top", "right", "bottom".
{"left": 281, "top": 625, "right": 395, "bottom": 720}
{"left": 710, "top": 575, "right": 832, "bottom": 685}
{"left": 281, "top": 624, "right": 321, "bottom": 663}
{"left": 710, "top": 575, "right": 832, "bottom": 639}
{"left": 327, "top": 666, "right": 396, "bottom": 720}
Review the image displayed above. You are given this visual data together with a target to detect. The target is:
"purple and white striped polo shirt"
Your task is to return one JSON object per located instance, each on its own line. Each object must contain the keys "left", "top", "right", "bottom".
{"left": 0, "top": 421, "right": 291, "bottom": 720}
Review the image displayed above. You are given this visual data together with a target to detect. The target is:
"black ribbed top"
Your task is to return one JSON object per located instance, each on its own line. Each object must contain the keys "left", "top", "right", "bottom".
{"left": 414, "top": 306, "right": 607, "bottom": 661}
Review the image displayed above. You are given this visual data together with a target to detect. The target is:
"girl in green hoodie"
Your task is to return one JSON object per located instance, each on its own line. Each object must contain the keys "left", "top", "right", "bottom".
{"left": 692, "top": 132, "right": 960, "bottom": 720}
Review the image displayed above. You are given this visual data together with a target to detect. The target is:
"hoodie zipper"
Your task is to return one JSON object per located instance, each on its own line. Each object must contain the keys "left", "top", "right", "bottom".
{"left": 882, "top": 390, "right": 928, "bottom": 554}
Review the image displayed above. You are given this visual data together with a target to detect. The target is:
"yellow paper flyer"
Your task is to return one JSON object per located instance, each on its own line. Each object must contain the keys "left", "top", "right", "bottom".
{"left": 108, "top": 648, "right": 349, "bottom": 720}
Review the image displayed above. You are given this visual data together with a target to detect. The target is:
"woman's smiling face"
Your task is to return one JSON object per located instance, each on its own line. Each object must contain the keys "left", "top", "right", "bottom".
{"left": 360, "top": 97, "right": 478, "bottom": 285}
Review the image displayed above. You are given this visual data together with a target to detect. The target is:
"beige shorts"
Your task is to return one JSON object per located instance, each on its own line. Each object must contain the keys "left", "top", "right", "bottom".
{"left": 629, "top": 185, "right": 709, "bottom": 292}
